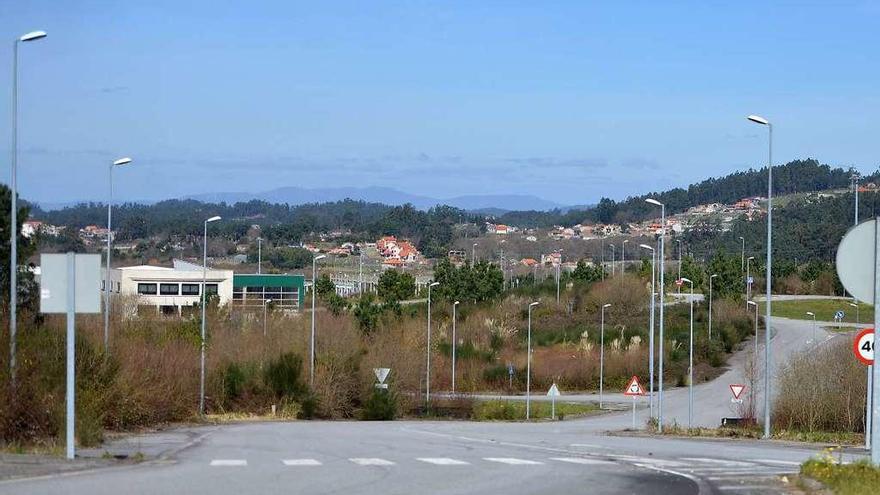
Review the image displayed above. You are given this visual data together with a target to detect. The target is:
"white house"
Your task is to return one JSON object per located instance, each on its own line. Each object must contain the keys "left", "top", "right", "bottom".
{"left": 105, "top": 259, "right": 233, "bottom": 316}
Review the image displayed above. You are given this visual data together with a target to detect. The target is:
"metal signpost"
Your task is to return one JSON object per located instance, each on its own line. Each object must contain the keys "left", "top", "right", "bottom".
{"left": 623, "top": 376, "right": 645, "bottom": 429}
{"left": 835, "top": 219, "right": 880, "bottom": 464}
{"left": 40, "top": 253, "right": 101, "bottom": 460}
{"left": 547, "top": 383, "right": 560, "bottom": 420}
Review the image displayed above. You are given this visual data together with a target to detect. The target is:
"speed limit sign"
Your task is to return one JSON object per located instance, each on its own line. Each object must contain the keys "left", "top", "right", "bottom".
{"left": 853, "top": 328, "right": 875, "bottom": 365}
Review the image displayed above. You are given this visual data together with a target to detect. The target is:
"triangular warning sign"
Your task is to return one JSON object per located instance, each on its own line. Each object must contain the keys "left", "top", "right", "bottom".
{"left": 729, "top": 384, "right": 745, "bottom": 400}
{"left": 374, "top": 368, "right": 391, "bottom": 384}
{"left": 623, "top": 375, "right": 645, "bottom": 396}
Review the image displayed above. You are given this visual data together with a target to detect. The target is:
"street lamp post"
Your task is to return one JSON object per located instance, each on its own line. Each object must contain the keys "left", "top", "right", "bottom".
{"left": 740, "top": 236, "right": 745, "bottom": 272}
{"left": 622, "top": 240, "right": 628, "bottom": 275}
{"left": 749, "top": 300, "right": 760, "bottom": 415}
{"left": 609, "top": 244, "right": 616, "bottom": 277}
{"left": 310, "top": 254, "right": 326, "bottom": 386}
{"left": 257, "top": 237, "right": 263, "bottom": 274}
{"left": 9, "top": 30, "right": 47, "bottom": 381}
{"left": 526, "top": 301, "right": 540, "bottom": 419}
{"left": 709, "top": 274, "right": 717, "bottom": 340}
{"left": 555, "top": 262, "right": 561, "bottom": 304}
{"left": 599, "top": 303, "right": 612, "bottom": 410}
{"left": 749, "top": 301, "right": 760, "bottom": 356}
{"left": 676, "top": 239, "right": 683, "bottom": 294}
{"left": 104, "top": 156, "right": 133, "bottom": 352}
{"left": 640, "top": 243, "right": 656, "bottom": 417}
{"left": 472, "top": 243, "right": 478, "bottom": 265}
{"left": 746, "top": 256, "right": 755, "bottom": 305}
{"left": 199, "top": 215, "right": 221, "bottom": 416}
{"left": 680, "top": 277, "right": 695, "bottom": 428}
{"left": 747, "top": 113, "right": 773, "bottom": 438}
{"left": 806, "top": 311, "right": 816, "bottom": 346}
{"left": 263, "top": 298, "right": 272, "bottom": 337}
{"left": 426, "top": 281, "right": 440, "bottom": 406}
{"left": 452, "top": 300, "right": 460, "bottom": 394}
{"left": 645, "top": 198, "right": 666, "bottom": 431}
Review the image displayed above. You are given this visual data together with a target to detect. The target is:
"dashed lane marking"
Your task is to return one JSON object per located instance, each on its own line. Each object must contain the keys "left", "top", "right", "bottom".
{"left": 680, "top": 458, "right": 755, "bottom": 467}
{"left": 416, "top": 458, "right": 470, "bottom": 465}
{"left": 210, "top": 460, "right": 247, "bottom": 467}
{"left": 550, "top": 457, "right": 615, "bottom": 465}
{"left": 483, "top": 458, "right": 544, "bottom": 465}
{"left": 282, "top": 459, "right": 322, "bottom": 466}
{"left": 749, "top": 459, "right": 801, "bottom": 467}
{"left": 349, "top": 458, "right": 395, "bottom": 466}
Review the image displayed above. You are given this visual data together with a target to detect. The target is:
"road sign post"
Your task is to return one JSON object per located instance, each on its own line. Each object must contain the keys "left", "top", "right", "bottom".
{"left": 547, "top": 383, "right": 560, "bottom": 420}
{"left": 374, "top": 368, "right": 391, "bottom": 389}
{"left": 623, "top": 376, "right": 646, "bottom": 429}
{"left": 836, "top": 218, "right": 880, "bottom": 464}
{"left": 40, "top": 253, "right": 101, "bottom": 460}
{"left": 729, "top": 384, "right": 746, "bottom": 405}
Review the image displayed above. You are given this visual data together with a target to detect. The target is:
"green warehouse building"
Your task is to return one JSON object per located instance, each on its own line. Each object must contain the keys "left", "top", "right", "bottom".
{"left": 232, "top": 273, "right": 306, "bottom": 311}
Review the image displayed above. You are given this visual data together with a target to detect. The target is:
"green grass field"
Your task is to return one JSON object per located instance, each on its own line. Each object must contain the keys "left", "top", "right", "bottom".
{"left": 759, "top": 299, "right": 873, "bottom": 325}
{"left": 801, "top": 456, "right": 880, "bottom": 495}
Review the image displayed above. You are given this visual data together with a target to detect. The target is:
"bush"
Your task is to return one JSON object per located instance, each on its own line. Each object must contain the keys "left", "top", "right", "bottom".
{"left": 474, "top": 400, "right": 519, "bottom": 421}
{"left": 774, "top": 339, "right": 865, "bottom": 433}
{"left": 263, "top": 353, "right": 307, "bottom": 399}
{"left": 361, "top": 388, "right": 398, "bottom": 420}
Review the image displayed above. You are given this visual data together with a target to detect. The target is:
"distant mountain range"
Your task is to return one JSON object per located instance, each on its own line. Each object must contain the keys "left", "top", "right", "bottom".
{"left": 184, "top": 186, "right": 568, "bottom": 212}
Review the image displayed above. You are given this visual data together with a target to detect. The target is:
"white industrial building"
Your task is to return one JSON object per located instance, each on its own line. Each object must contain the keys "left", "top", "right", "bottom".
{"left": 105, "top": 259, "right": 233, "bottom": 316}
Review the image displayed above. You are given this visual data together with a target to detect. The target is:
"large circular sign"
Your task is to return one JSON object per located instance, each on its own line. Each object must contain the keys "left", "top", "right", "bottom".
{"left": 853, "top": 328, "right": 875, "bottom": 366}
{"left": 836, "top": 220, "right": 876, "bottom": 304}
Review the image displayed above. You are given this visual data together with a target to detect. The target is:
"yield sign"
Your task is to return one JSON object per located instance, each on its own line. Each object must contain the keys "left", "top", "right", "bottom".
{"left": 373, "top": 368, "right": 391, "bottom": 384}
{"left": 623, "top": 376, "right": 645, "bottom": 396}
{"left": 729, "top": 384, "right": 746, "bottom": 400}
{"left": 547, "top": 383, "right": 560, "bottom": 397}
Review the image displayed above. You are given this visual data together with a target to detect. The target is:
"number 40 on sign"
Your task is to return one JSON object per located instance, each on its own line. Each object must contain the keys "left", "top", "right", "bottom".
{"left": 854, "top": 328, "right": 875, "bottom": 366}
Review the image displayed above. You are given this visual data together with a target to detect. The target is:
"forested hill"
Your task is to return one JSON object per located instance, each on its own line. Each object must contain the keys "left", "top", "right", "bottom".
{"left": 495, "top": 158, "right": 875, "bottom": 227}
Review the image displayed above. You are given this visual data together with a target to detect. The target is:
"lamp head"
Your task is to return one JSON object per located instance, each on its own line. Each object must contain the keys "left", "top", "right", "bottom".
{"left": 710, "top": 274, "right": 718, "bottom": 278}
{"left": 748, "top": 301, "right": 757, "bottom": 307}
{"left": 430, "top": 282, "right": 440, "bottom": 287}
{"left": 602, "top": 303, "right": 612, "bottom": 308}
{"left": 639, "top": 244, "right": 653, "bottom": 251}
{"left": 680, "top": 277, "right": 693, "bottom": 284}
{"left": 113, "top": 157, "right": 133, "bottom": 166}
{"left": 645, "top": 198, "right": 664, "bottom": 207}
{"left": 314, "top": 254, "right": 327, "bottom": 261}
{"left": 747, "top": 114, "right": 770, "bottom": 126}
{"left": 529, "top": 301, "right": 540, "bottom": 307}
{"left": 806, "top": 311, "right": 815, "bottom": 316}
{"left": 19, "top": 31, "right": 47, "bottom": 42}
{"left": 454, "top": 300, "right": 460, "bottom": 306}
{"left": 206, "top": 216, "right": 221, "bottom": 223}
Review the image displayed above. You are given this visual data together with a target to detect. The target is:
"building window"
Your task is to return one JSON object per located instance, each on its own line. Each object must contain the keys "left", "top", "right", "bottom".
{"left": 137, "top": 283, "right": 157, "bottom": 295}
{"left": 181, "top": 284, "right": 200, "bottom": 295}
{"left": 205, "top": 283, "right": 219, "bottom": 295}
{"left": 160, "top": 283, "right": 180, "bottom": 295}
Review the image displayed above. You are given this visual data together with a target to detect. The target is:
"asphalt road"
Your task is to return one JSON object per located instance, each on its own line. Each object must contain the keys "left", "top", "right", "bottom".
{"left": 0, "top": 306, "right": 862, "bottom": 495}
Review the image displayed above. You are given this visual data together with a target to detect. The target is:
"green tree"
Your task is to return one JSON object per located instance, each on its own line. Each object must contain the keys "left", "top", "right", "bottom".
{"left": 679, "top": 255, "right": 705, "bottom": 291}
{"left": 353, "top": 294, "right": 383, "bottom": 333}
{"left": 571, "top": 259, "right": 603, "bottom": 284}
{"left": 706, "top": 250, "right": 742, "bottom": 300}
{"left": 377, "top": 270, "right": 416, "bottom": 304}
{"left": 0, "top": 187, "right": 39, "bottom": 313}
{"left": 315, "top": 274, "right": 336, "bottom": 300}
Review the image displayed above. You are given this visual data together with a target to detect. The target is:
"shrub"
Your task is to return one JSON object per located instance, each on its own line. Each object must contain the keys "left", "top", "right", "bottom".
{"left": 774, "top": 338, "right": 865, "bottom": 433}
{"left": 263, "top": 353, "right": 307, "bottom": 399}
{"left": 474, "top": 400, "right": 519, "bottom": 420}
{"left": 361, "top": 388, "right": 398, "bottom": 420}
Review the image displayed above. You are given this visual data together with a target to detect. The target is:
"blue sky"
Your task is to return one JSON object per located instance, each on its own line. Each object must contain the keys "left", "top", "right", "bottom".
{"left": 1, "top": 1, "right": 878, "bottom": 206}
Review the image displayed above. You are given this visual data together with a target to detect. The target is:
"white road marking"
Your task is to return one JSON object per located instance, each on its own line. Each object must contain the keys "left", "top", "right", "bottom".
{"left": 210, "top": 459, "right": 247, "bottom": 466}
{"left": 550, "top": 457, "right": 614, "bottom": 465}
{"left": 717, "top": 486, "right": 779, "bottom": 491}
{"left": 569, "top": 443, "right": 605, "bottom": 449}
{"left": 750, "top": 459, "right": 801, "bottom": 467}
{"left": 681, "top": 458, "right": 755, "bottom": 467}
{"left": 416, "top": 458, "right": 470, "bottom": 465}
{"left": 282, "top": 459, "right": 322, "bottom": 466}
{"left": 483, "top": 457, "right": 543, "bottom": 465}
{"left": 349, "top": 458, "right": 395, "bottom": 466}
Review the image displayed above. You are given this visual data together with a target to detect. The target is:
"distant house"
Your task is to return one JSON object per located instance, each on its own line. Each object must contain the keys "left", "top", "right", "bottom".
{"left": 521, "top": 258, "right": 538, "bottom": 266}
{"left": 21, "top": 220, "right": 43, "bottom": 238}
{"left": 494, "top": 224, "right": 510, "bottom": 235}
{"left": 376, "top": 236, "right": 420, "bottom": 264}
{"left": 541, "top": 252, "right": 562, "bottom": 266}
